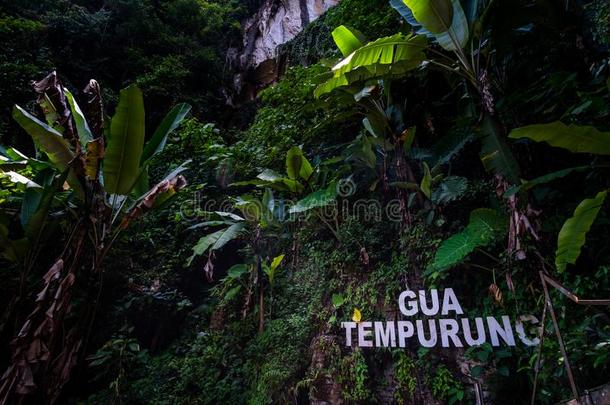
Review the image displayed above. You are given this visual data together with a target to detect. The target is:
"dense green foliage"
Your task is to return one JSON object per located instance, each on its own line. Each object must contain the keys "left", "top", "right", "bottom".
{"left": 1, "top": 0, "right": 610, "bottom": 404}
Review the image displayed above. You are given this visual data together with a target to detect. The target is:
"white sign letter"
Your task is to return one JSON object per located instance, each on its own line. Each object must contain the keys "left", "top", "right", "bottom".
{"left": 375, "top": 321, "right": 396, "bottom": 347}
{"left": 487, "top": 316, "right": 516, "bottom": 346}
{"left": 358, "top": 322, "right": 373, "bottom": 347}
{"left": 399, "top": 290, "right": 418, "bottom": 316}
{"left": 419, "top": 289, "right": 439, "bottom": 316}
{"left": 397, "top": 321, "right": 414, "bottom": 347}
{"left": 342, "top": 321, "right": 357, "bottom": 347}
{"left": 441, "top": 288, "right": 464, "bottom": 315}
{"left": 515, "top": 315, "right": 540, "bottom": 346}
{"left": 439, "top": 319, "right": 463, "bottom": 347}
{"left": 416, "top": 319, "right": 437, "bottom": 347}
{"left": 462, "top": 317, "right": 486, "bottom": 346}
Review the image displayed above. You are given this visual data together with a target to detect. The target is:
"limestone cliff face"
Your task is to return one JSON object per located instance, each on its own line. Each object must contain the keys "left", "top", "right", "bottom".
{"left": 229, "top": 0, "right": 340, "bottom": 100}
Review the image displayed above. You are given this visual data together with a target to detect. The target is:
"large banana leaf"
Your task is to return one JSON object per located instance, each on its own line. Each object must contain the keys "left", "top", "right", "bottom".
{"left": 141, "top": 103, "right": 191, "bottom": 163}
{"left": 555, "top": 191, "right": 607, "bottom": 272}
{"left": 315, "top": 34, "right": 427, "bottom": 97}
{"left": 188, "top": 222, "right": 246, "bottom": 265}
{"left": 104, "top": 85, "right": 145, "bottom": 195}
{"left": 509, "top": 121, "right": 610, "bottom": 155}
{"left": 403, "top": 0, "right": 453, "bottom": 33}
{"left": 64, "top": 88, "right": 93, "bottom": 148}
{"left": 13, "top": 106, "right": 74, "bottom": 173}
{"left": 504, "top": 166, "right": 591, "bottom": 198}
{"left": 286, "top": 146, "right": 313, "bottom": 181}
{"left": 479, "top": 116, "right": 521, "bottom": 184}
{"left": 289, "top": 182, "right": 337, "bottom": 214}
{"left": 391, "top": 0, "right": 469, "bottom": 51}
{"left": 13, "top": 105, "right": 84, "bottom": 197}
{"left": 332, "top": 25, "right": 367, "bottom": 57}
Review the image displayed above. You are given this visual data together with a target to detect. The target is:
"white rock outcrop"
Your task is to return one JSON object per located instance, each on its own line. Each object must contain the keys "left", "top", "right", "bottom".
{"left": 229, "top": 0, "right": 340, "bottom": 100}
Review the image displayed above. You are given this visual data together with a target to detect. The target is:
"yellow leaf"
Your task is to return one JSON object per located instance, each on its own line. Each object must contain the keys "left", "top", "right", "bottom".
{"left": 352, "top": 308, "right": 362, "bottom": 323}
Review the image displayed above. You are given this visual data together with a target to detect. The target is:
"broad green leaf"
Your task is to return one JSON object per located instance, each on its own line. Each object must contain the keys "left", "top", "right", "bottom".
{"left": 64, "top": 88, "right": 93, "bottom": 147}
{"left": 141, "top": 103, "right": 191, "bottom": 163}
{"left": 430, "top": 231, "right": 481, "bottom": 271}
{"left": 25, "top": 170, "right": 68, "bottom": 242}
{"left": 288, "top": 182, "right": 337, "bottom": 214}
{"left": 265, "top": 254, "right": 285, "bottom": 284}
{"left": 468, "top": 208, "right": 506, "bottom": 243}
{"left": 509, "top": 121, "right": 610, "bottom": 155}
{"left": 262, "top": 188, "right": 275, "bottom": 215}
{"left": 286, "top": 147, "right": 313, "bottom": 181}
{"left": 227, "top": 264, "right": 248, "bottom": 279}
{"left": 392, "top": 0, "right": 469, "bottom": 51}
{"left": 332, "top": 25, "right": 367, "bottom": 57}
{"left": 13, "top": 105, "right": 74, "bottom": 173}
{"left": 224, "top": 285, "right": 242, "bottom": 301}
{"left": 269, "top": 254, "right": 285, "bottom": 271}
{"left": 432, "top": 176, "right": 468, "bottom": 204}
{"left": 555, "top": 191, "right": 607, "bottom": 272}
{"left": 403, "top": 0, "right": 453, "bottom": 34}
{"left": 480, "top": 116, "right": 520, "bottom": 184}
{"left": 12, "top": 105, "right": 84, "bottom": 197}
{"left": 104, "top": 85, "right": 145, "bottom": 195}
{"left": 430, "top": 208, "right": 506, "bottom": 271}
{"left": 188, "top": 222, "right": 245, "bottom": 265}
{"left": 434, "top": 0, "right": 469, "bottom": 51}
{"left": 332, "top": 293, "right": 345, "bottom": 308}
{"left": 257, "top": 169, "right": 283, "bottom": 182}
{"left": 315, "top": 34, "right": 427, "bottom": 98}
{"left": 504, "top": 166, "right": 591, "bottom": 198}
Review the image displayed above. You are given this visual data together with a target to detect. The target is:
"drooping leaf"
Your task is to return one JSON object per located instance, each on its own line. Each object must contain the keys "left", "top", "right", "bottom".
{"left": 555, "top": 191, "right": 607, "bottom": 272}
{"left": 509, "top": 121, "right": 610, "bottom": 155}
{"left": 188, "top": 222, "right": 246, "bottom": 265}
{"left": 504, "top": 166, "right": 591, "bottom": 198}
{"left": 332, "top": 25, "right": 367, "bottom": 57}
{"left": 402, "top": 0, "right": 454, "bottom": 34}
{"left": 315, "top": 34, "right": 427, "bottom": 97}
{"left": 64, "top": 88, "right": 93, "bottom": 147}
{"left": 479, "top": 116, "right": 520, "bottom": 184}
{"left": 12, "top": 105, "right": 84, "bottom": 197}
{"left": 141, "top": 103, "right": 191, "bottom": 163}
{"left": 12, "top": 105, "right": 74, "bottom": 173}
{"left": 288, "top": 182, "right": 337, "bottom": 214}
{"left": 103, "top": 85, "right": 145, "bottom": 195}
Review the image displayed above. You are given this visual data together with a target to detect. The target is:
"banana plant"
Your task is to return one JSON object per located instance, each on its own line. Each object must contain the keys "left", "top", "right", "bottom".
{"left": 188, "top": 191, "right": 286, "bottom": 332}
{"left": 0, "top": 72, "right": 191, "bottom": 404}
{"left": 508, "top": 121, "right": 610, "bottom": 272}
{"left": 232, "top": 146, "right": 338, "bottom": 220}
{"left": 316, "top": 0, "right": 522, "bottom": 185}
